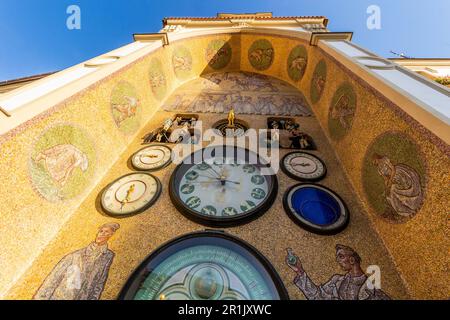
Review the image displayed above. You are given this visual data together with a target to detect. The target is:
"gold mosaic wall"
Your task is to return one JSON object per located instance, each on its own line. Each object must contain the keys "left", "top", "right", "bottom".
{"left": 0, "top": 32, "right": 448, "bottom": 299}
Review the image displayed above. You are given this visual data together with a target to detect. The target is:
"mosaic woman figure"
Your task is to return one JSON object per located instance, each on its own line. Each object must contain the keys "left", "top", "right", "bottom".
{"left": 35, "top": 144, "right": 89, "bottom": 187}
{"left": 34, "top": 223, "right": 120, "bottom": 300}
{"left": 372, "top": 154, "right": 423, "bottom": 217}
{"left": 286, "top": 245, "right": 391, "bottom": 300}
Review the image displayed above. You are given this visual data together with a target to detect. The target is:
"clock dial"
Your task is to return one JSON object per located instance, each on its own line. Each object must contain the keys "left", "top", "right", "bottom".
{"left": 131, "top": 144, "right": 172, "bottom": 171}
{"left": 283, "top": 183, "right": 349, "bottom": 235}
{"left": 118, "top": 231, "right": 289, "bottom": 300}
{"left": 169, "top": 146, "right": 278, "bottom": 227}
{"left": 101, "top": 172, "right": 162, "bottom": 216}
{"left": 212, "top": 119, "right": 249, "bottom": 137}
{"left": 281, "top": 152, "right": 326, "bottom": 182}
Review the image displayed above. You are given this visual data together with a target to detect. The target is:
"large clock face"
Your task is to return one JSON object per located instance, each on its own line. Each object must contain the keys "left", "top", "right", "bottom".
{"left": 281, "top": 152, "right": 326, "bottom": 181}
{"left": 101, "top": 172, "right": 162, "bottom": 216}
{"left": 131, "top": 144, "right": 172, "bottom": 171}
{"left": 283, "top": 183, "right": 349, "bottom": 235}
{"left": 169, "top": 146, "right": 278, "bottom": 227}
{"left": 118, "top": 231, "right": 289, "bottom": 300}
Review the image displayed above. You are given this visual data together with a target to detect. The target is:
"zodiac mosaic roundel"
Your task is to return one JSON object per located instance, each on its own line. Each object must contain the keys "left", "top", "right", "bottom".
{"left": 283, "top": 183, "right": 350, "bottom": 235}
{"left": 248, "top": 39, "right": 274, "bottom": 71}
{"left": 29, "top": 124, "right": 96, "bottom": 202}
{"left": 362, "top": 132, "right": 426, "bottom": 222}
{"left": 169, "top": 145, "right": 278, "bottom": 227}
{"left": 205, "top": 40, "right": 232, "bottom": 70}
{"left": 310, "top": 59, "right": 327, "bottom": 103}
{"left": 148, "top": 58, "right": 167, "bottom": 100}
{"left": 118, "top": 230, "right": 289, "bottom": 300}
{"left": 172, "top": 45, "right": 193, "bottom": 80}
{"left": 110, "top": 81, "right": 141, "bottom": 135}
{"left": 328, "top": 82, "right": 357, "bottom": 140}
{"left": 287, "top": 45, "right": 308, "bottom": 82}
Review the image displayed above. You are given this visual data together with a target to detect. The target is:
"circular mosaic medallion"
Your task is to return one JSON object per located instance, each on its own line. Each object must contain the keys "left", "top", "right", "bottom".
{"left": 131, "top": 144, "right": 172, "bottom": 171}
{"left": 101, "top": 172, "right": 162, "bottom": 216}
{"left": 205, "top": 40, "right": 232, "bottom": 70}
{"left": 281, "top": 152, "right": 327, "bottom": 182}
{"left": 362, "top": 132, "right": 425, "bottom": 222}
{"left": 248, "top": 39, "right": 274, "bottom": 71}
{"left": 118, "top": 231, "right": 289, "bottom": 300}
{"left": 287, "top": 45, "right": 308, "bottom": 82}
{"left": 310, "top": 59, "right": 327, "bottom": 103}
{"left": 328, "top": 82, "right": 357, "bottom": 140}
{"left": 110, "top": 81, "right": 141, "bottom": 135}
{"left": 169, "top": 145, "right": 278, "bottom": 227}
{"left": 29, "top": 124, "right": 96, "bottom": 202}
{"left": 283, "top": 184, "right": 349, "bottom": 235}
{"left": 148, "top": 58, "right": 167, "bottom": 100}
{"left": 212, "top": 119, "right": 249, "bottom": 137}
{"left": 172, "top": 45, "right": 193, "bottom": 80}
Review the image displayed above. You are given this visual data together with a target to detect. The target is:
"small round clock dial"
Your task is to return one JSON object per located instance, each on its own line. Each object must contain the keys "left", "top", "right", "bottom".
{"left": 283, "top": 183, "right": 349, "bottom": 235}
{"left": 281, "top": 152, "right": 326, "bottom": 182}
{"left": 169, "top": 145, "right": 278, "bottom": 227}
{"left": 131, "top": 144, "right": 172, "bottom": 171}
{"left": 101, "top": 172, "right": 162, "bottom": 216}
{"left": 118, "top": 231, "right": 289, "bottom": 300}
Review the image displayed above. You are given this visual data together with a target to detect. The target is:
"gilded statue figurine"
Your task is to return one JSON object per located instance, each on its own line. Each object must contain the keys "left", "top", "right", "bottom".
{"left": 227, "top": 108, "right": 236, "bottom": 128}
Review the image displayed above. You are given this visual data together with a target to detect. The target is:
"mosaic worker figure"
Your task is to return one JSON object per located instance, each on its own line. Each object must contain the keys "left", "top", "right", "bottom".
{"left": 286, "top": 245, "right": 391, "bottom": 300}
{"left": 372, "top": 153, "right": 423, "bottom": 217}
{"left": 33, "top": 223, "right": 120, "bottom": 300}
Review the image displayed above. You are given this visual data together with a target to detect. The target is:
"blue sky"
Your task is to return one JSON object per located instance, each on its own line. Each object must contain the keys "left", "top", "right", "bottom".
{"left": 0, "top": 0, "right": 449, "bottom": 81}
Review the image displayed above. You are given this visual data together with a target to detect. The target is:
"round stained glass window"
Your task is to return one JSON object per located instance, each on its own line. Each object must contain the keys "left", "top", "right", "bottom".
{"left": 283, "top": 184, "right": 349, "bottom": 235}
{"left": 118, "top": 231, "right": 289, "bottom": 300}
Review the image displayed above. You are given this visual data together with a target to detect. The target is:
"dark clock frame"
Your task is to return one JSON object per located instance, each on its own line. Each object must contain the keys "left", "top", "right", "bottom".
{"left": 130, "top": 144, "right": 172, "bottom": 172}
{"left": 169, "top": 146, "right": 278, "bottom": 227}
{"left": 100, "top": 172, "right": 163, "bottom": 217}
{"left": 280, "top": 151, "right": 327, "bottom": 182}
{"left": 118, "top": 230, "right": 290, "bottom": 300}
{"left": 283, "top": 183, "right": 350, "bottom": 235}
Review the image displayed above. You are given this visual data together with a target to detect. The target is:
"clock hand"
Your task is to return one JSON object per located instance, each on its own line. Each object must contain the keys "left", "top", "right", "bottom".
{"left": 292, "top": 163, "right": 311, "bottom": 167}
{"left": 120, "top": 184, "right": 135, "bottom": 210}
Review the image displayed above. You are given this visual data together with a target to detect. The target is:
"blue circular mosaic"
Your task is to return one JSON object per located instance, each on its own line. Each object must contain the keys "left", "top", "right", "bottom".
{"left": 283, "top": 184, "right": 349, "bottom": 235}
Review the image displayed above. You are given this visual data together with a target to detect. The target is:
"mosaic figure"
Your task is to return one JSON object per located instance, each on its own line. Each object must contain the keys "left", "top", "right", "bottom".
{"left": 248, "top": 39, "right": 274, "bottom": 70}
{"left": 206, "top": 40, "right": 232, "bottom": 70}
{"left": 286, "top": 245, "right": 391, "bottom": 300}
{"left": 330, "top": 94, "right": 354, "bottom": 129}
{"left": 110, "top": 81, "right": 141, "bottom": 134}
{"left": 29, "top": 125, "right": 96, "bottom": 202}
{"left": 328, "top": 83, "right": 357, "bottom": 140}
{"left": 34, "top": 223, "right": 120, "bottom": 300}
{"left": 287, "top": 45, "right": 308, "bottom": 81}
{"left": 372, "top": 154, "right": 423, "bottom": 217}
{"left": 172, "top": 46, "right": 193, "bottom": 79}
{"left": 362, "top": 132, "right": 425, "bottom": 222}
{"left": 35, "top": 144, "right": 88, "bottom": 187}
{"left": 310, "top": 60, "right": 327, "bottom": 103}
{"left": 148, "top": 58, "right": 167, "bottom": 100}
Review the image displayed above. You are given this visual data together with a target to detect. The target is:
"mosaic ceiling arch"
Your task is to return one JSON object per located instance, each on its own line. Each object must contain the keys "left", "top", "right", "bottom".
{"left": 162, "top": 71, "right": 312, "bottom": 116}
